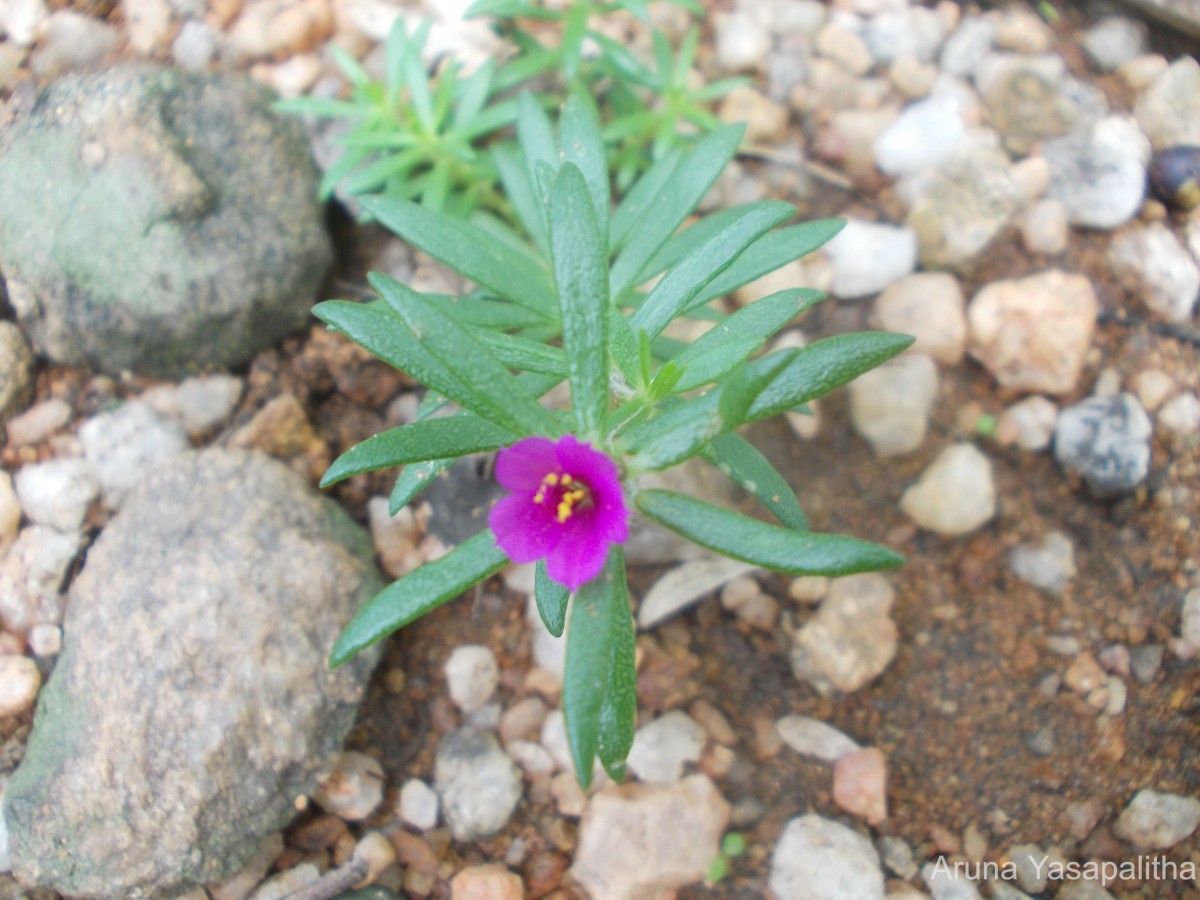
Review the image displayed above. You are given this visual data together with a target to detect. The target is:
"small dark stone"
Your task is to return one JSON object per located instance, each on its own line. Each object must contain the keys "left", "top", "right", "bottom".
{"left": 1149, "top": 145, "right": 1200, "bottom": 210}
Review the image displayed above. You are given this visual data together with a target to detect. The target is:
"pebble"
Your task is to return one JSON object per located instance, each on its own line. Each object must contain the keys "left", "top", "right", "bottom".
{"left": 1064, "top": 652, "right": 1106, "bottom": 695}
{"left": 1134, "top": 56, "right": 1200, "bottom": 148}
{"left": 775, "top": 715, "right": 860, "bottom": 762}
{"left": 5, "top": 398, "right": 72, "bottom": 447}
{"left": 0, "top": 322, "right": 34, "bottom": 428}
{"left": 1159, "top": 392, "right": 1200, "bottom": 436}
{"left": 815, "top": 21, "right": 875, "bottom": 76}
{"left": 311, "top": 751, "right": 385, "bottom": 821}
{"left": 1008, "top": 531, "right": 1076, "bottom": 596}
{"left": 1080, "top": 16, "right": 1147, "bottom": 72}
{"left": 627, "top": 710, "right": 706, "bottom": 783}
{"left": 975, "top": 53, "right": 1072, "bottom": 154}
{"left": 790, "top": 573, "right": 898, "bottom": 695}
{"left": 997, "top": 395, "right": 1058, "bottom": 451}
{"left": 549, "top": 770, "right": 587, "bottom": 816}
{"left": 499, "top": 696, "right": 547, "bottom": 745}
{"left": 718, "top": 86, "right": 789, "bottom": 145}
{"left": 905, "top": 144, "right": 1022, "bottom": 270}
{"left": 450, "top": 864, "right": 524, "bottom": 900}
{"left": 994, "top": 6, "right": 1052, "bottom": 53}
{"left": 637, "top": 557, "right": 758, "bottom": 629}
{"left": 1112, "top": 789, "right": 1200, "bottom": 849}
{"left": 29, "top": 10, "right": 121, "bottom": 78}
{"left": 900, "top": 443, "right": 995, "bottom": 536}
{"left": 849, "top": 353, "right": 939, "bottom": 456}
{"left": 13, "top": 458, "right": 99, "bottom": 533}
{"left": 871, "top": 272, "right": 966, "bottom": 365}
{"left": 789, "top": 575, "right": 830, "bottom": 603}
{"left": 940, "top": 16, "right": 995, "bottom": 78}
{"left": 1056, "top": 881, "right": 1115, "bottom": 900}
{"left": 570, "top": 775, "right": 729, "bottom": 900}
{"left": 832, "top": 747, "right": 887, "bottom": 824}
{"left": 1054, "top": 393, "right": 1153, "bottom": 497}
{"left": 209, "top": 834, "right": 284, "bottom": 900}
{"left": 1019, "top": 199, "right": 1070, "bottom": 255}
{"left": 397, "top": 779, "right": 439, "bottom": 832}
{"left": 873, "top": 94, "right": 968, "bottom": 177}
{"left": 435, "top": 728, "right": 522, "bottom": 841}
{"left": 1119, "top": 53, "right": 1169, "bottom": 91}
{"left": 714, "top": 10, "right": 771, "bottom": 73}
{"left": 1130, "top": 644, "right": 1164, "bottom": 683}
{"left": 1041, "top": 129, "right": 1146, "bottom": 230}
{"left": 172, "top": 19, "right": 218, "bottom": 70}
{"left": 0, "top": 471, "right": 21, "bottom": 552}
{"left": 165, "top": 375, "right": 244, "bottom": 437}
{"left": 888, "top": 55, "right": 938, "bottom": 98}
{"left": 0, "top": 654, "right": 41, "bottom": 717}
{"left": 688, "top": 699, "right": 736, "bottom": 746}
{"left": 124, "top": 0, "right": 174, "bottom": 53}
{"left": 863, "top": 7, "right": 945, "bottom": 66}
{"left": 1, "top": 0, "right": 48, "bottom": 46}
{"left": 1011, "top": 155, "right": 1053, "bottom": 201}
{"left": 1134, "top": 369, "right": 1176, "bottom": 412}
{"left": 0, "top": 525, "right": 78, "bottom": 633}
{"left": 28, "top": 623, "right": 61, "bottom": 659}
{"left": 823, "top": 219, "right": 918, "bottom": 299}
{"left": 444, "top": 645, "right": 500, "bottom": 715}
{"left": 770, "top": 814, "right": 885, "bottom": 900}
{"left": 878, "top": 835, "right": 917, "bottom": 879}
{"left": 967, "top": 270, "right": 1097, "bottom": 396}
{"left": 79, "top": 402, "right": 190, "bottom": 509}
{"left": 508, "top": 740, "right": 556, "bottom": 778}
{"left": 819, "top": 107, "right": 901, "bottom": 182}
{"left": 1107, "top": 223, "right": 1200, "bottom": 323}
{"left": 922, "top": 861, "right": 982, "bottom": 900}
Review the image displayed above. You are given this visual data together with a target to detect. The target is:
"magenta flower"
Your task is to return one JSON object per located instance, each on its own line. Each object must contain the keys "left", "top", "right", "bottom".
{"left": 488, "top": 434, "right": 630, "bottom": 590}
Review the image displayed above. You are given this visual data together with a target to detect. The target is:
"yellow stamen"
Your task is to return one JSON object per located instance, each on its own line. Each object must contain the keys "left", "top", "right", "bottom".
{"left": 556, "top": 488, "right": 587, "bottom": 523}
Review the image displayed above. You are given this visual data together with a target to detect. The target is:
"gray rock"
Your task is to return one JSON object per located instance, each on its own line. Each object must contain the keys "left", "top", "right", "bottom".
{"left": 0, "top": 64, "right": 332, "bottom": 377}
{"left": 1113, "top": 789, "right": 1200, "bottom": 848}
{"left": 1054, "top": 393, "right": 1153, "bottom": 497}
{"left": 311, "top": 751, "right": 385, "bottom": 822}
{"left": 444, "top": 644, "right": 499, "bottom": 714}
{"left": 79, "top": 401, "right": 190, "bottom": 508}
{"left": 398, "top": 779, "right": 439, "bottom": 832}
{"left": 1007, "top": 843, "right": 1048, "bottom": 893}
{"left": 1134, "top": 55, "right": 1200, "bottom": 148}
{"left": 1107, "top": 222, "right": 1200, "bottom": 322}
{"left": 939, "top": 17, "right": 996, "bottom": 78}
{"left": 3, "top": 449, "right": 383, "bottom": 898}
{"left": 877, "top": 835, "right": 917, "bottom": 879}
{"left": 1009, "top": 531, "right": 1076, "bottom": 596}
{"left": 28, "top": 10, "right": 119, "bottom": 79}
{"left": 906, "top": 145, "right": 1022, "bottom": 271}
{"left": 714, "top": 10, "right": 771, "bottom": 73}
{"left": 921, "top": 860, "right": 982, "bottom": 899}
{"left": 1019, "top": 198, "right": 1070, "bottom": 255}
{"left": 435, "top": 728, "right": 522, "bottom": 842}
{"left": 849, "top": 353, "right": 939, "bottom": 456}
{"left": 775, "top": 714, "right": 860, "bottom": 762}
{"left": 900, "top": 443, "right": 995, "bottom": 536}
{"left": 0, "top": 322, "right": 34, "bottom": 428}
{"left": 571, "top": 774, "right": 729, "bottom": 900}
{"left": 161, "top": 374, "right": 243, "bottom": 437}
{"left": 638, "top": 557, "right": 758, "bottom": 629}
{"left": 171, "top": 19, "right": 217, "bottom": 71}
{"left": 1081, "top": 16, "right": 1148, "bottom": 72}
{"left": 790, "top": 573, "right": 898, "bottom": 695}
{"left": 863, "top": 8, "right": 945, "bottom": 66}
{"left": 873, "top": 94, "right": 968, "bottom": 177}
{"left": 1160, "top": 392, "right": 1200, "bottom": 436}
{"left": 626, "top": 710, "right": 706, "bottom": 783}
{"left": 0, "top": 525, "right": 78, "bottom": 633}
{"left": 4, "top": 398, "right": 72, "bottom": 448}
{"left": 1042, "top": 129, "right": 1147, "bottom": 230}
{"left": 1056, "top": 881, "right": 1115, "bottom": 900}
{"left": 770, "top": 814, "right": 884, "bottom": 900}
{"left": 976, "top": 53, "right": 1104, "bottom": 154}
{"left": 824, "top": 219, "right": 917, "bottom": 299}
{"left": 13, "top": 457, "right": 99, "bottom": 532}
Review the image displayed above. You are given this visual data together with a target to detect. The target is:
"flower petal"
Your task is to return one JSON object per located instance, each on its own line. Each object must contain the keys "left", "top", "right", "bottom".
{"left": 545, "top": 516, "right": 611, "bottom": 590}
{"left": 555, "top": 436, "right": 629, "bottom": 542}
{"left": 495, "top": 436, "right": 560, "bottom": 491}
{"left": 488, "top": 492, "right": 561, "bottom": 563}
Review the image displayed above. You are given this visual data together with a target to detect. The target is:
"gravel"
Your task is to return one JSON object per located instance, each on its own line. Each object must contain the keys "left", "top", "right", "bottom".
{"left": 900, "top": 443, "right": 995, "bottom": 535}
{"left": 770, "top": 814, "right": 885, "bottom": 900}
{"left": 435, "top": 728, "right": 523, "bottom": 842}
{"left": 1112, "top": 789, "right": 1200, "bottom": 848}
{"left": 1053, "top": 393, "right": 1154, "bottom": 496}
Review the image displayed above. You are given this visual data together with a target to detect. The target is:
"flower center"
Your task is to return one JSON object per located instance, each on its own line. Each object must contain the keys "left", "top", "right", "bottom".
{"left": 533, "top": 472, "right": 592, "bottom": 524}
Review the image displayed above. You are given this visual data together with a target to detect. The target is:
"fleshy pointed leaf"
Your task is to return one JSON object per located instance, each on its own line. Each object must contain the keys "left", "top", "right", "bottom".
{"left": 535, "top": 560, "right": 569, "bottom": 637}
{"left": 330, "top": 530, "right": 508, "bottom": 666}
{"left": 559, "top": 92, "right": 610, "bottom": 243}
{"left": 701, "top": 433, "right": 808, "bottom": 530}
{"left": 636, "top": 491, "right": 904, "bottom": 576}
{"left": 390, "top": 458, "right": 453, "bottom": 515}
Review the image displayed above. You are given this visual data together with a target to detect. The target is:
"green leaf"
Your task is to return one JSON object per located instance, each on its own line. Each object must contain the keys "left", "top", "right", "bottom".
{"left": 629, "top": 201, "right": 794, "bottom": 339}
{"left": 517, "top": 91, "right": 559, "bottom": 196}
{"left": 562, "top": 548, "right": 635, "bottom": 788}
{"left": 321, "top": 416, "right": 515, "bottom": 487}
{"left": 610, "top": 147, "right": 681, "bottom": 251}
{"left": 390, "top": 458, "right": 453, "bottom": 515}
{"left": 701, "top": 433, "right": 808, "bottom": 530}
{"left": 559, "top": 92, "right": 610, "bottom": 243}
{"left": 596, "top": 570, "right": 636, "bottom": 782}
{"left": 747, "top": 332, "right": 915, "bottom": 421}
{"left": 494, "top": 142, "right": 550, "bottom": 258}
{"left": 610, "top": 124, "right": 745, "bottom": 299}
{"left": 608, "top": 306, "right": 641, "bottom": 387}
{"left": 330, "top": 530, "right": 508, "bottom": 666}
{"left": 549, "top": 164, "right": 609, "bottom": 438}
{"left": 636, "top": 491, "right": 905, "bottom": 576}
{"left": 561, "top": 0, "right": 588, "bottom": 80}
{"left": 360, "top": 195, "right": 557, "bottom": 316}
{"left": 473, "top": 327, "right": 567, "bottom": 377}
{"left": 671, "top": 288, "right": 824, "bottom": 392}
{"left": 534, "top": 561, "right": 569, "bottom": 637}
{"left": 373, "top": 275, "right": 561, "bottom": 436}
{"left": 690, "top": 219, "right": 846, "bottom": 307}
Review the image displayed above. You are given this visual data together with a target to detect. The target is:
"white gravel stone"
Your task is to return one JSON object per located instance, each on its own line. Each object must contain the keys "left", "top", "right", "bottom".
{"left": 900, "top": 444, "right": 995, "bottom": 536}
{"left": 13, "top": 458, "right": 99, "bottom": 532}
{"left": 791, "top": 573, "right": 898, "bottom": 695}
{"left": 1108, "top": 223, "right": 1200, "bottom": 323}
{"left": 79, "top": 402, "right": 190, "bottom": 509}
{"left": 940, "top": 16, "right": 996, "bottom": 77}
{"left": 397, "top": 778, "right": 439, "bottom": 832}
{"left": 638, "top": 557, "right": 758, "bottom": 629}
{"left": 873, "top": 94, "right": 967, "bottom": 176}
{"left": 1174, "top": 588, "right": 1200, "bottom": 660}
{"left": 1020, "top": 199, "right": 1070, "bottom": 256}
{"left": 311, "top": 751, "right": 385, "bottom": 821}
{"left": 124, "top": 0, "right": 174, "bottom": 53}
{"left": 27, "top": 623, "right": 60, "bottom": 659}
{"left": 714, "top": 10, "right": 770, "bottom": 73}
{"left": 922, "top": 860, "right": 983, "bottom": 899}
{"left": 1009, "top": 531, "right": 1076, "bottom": 596}
{"left": 0, "top": 0, "right": 48, "bottom": 47}
{"left": 507, "top": 739, "right": 556, "bottom": 777}
{"left": 872, "top": 274, "right": 966, "bottom": 366}
{"left": 968, "top": 270, "right": 1097, "bottom": 396}
{"left": 29, "top": 10, "right": 120, "bottom": 78}
{"left": 0, "top": 525, "right": 78, "bottom": 632}
{"left": 0, "top": 655, "right": 41, "bottom": 717}
{"left": 1041, "top": 128, "right": 1146, "bottom": 230}
{"left": 770, "top": 814, "right": 885, "bottom": 900}
{"left": 849, "top": 354, "right": 939, "bottom": 456}
{"left": 997, "top": 395, "right": 1058, "bottom": 451}
{"left": 1081, "top": 16, "right": 1147, "bottom": 72}
{"left": 0, "top": 471, "right": 19, "bottom": 553}
{"left": 824, "top": 219, "right": 918, "bottom": 299}
{"left": 171, "top": 375, "right": 244, "bottom": 436}
{"left": 5, "top": 399, "right": 72, "bottom": 447}
{"left": 627, "top": 710, "right": 707, "bottom": 783}
{"left": 1135, "top": 369, "right": 1177, "bottom": 412}
{"left": 436, "top": 728, "right": 522, "bottom": 841}
{"left": 172, "top": 19, "right": 218, "bottom": 70}
{"left": 444, "top": 644, "right": 500, "bottom": 714}
{"left": 1134, "top": 56, "right": 1200, "bottom": 148}
{"left": 775, "top": 715, "right": 860, "bottom": 762}
{"left": 1159, "top": 393, "right": 1200, "bottom": 435}
{"left": 1113, "top": 789, "right": 1200, "bottom": 849}
{"left": 863, "top": 7, "right": 945, "bottom": 66}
